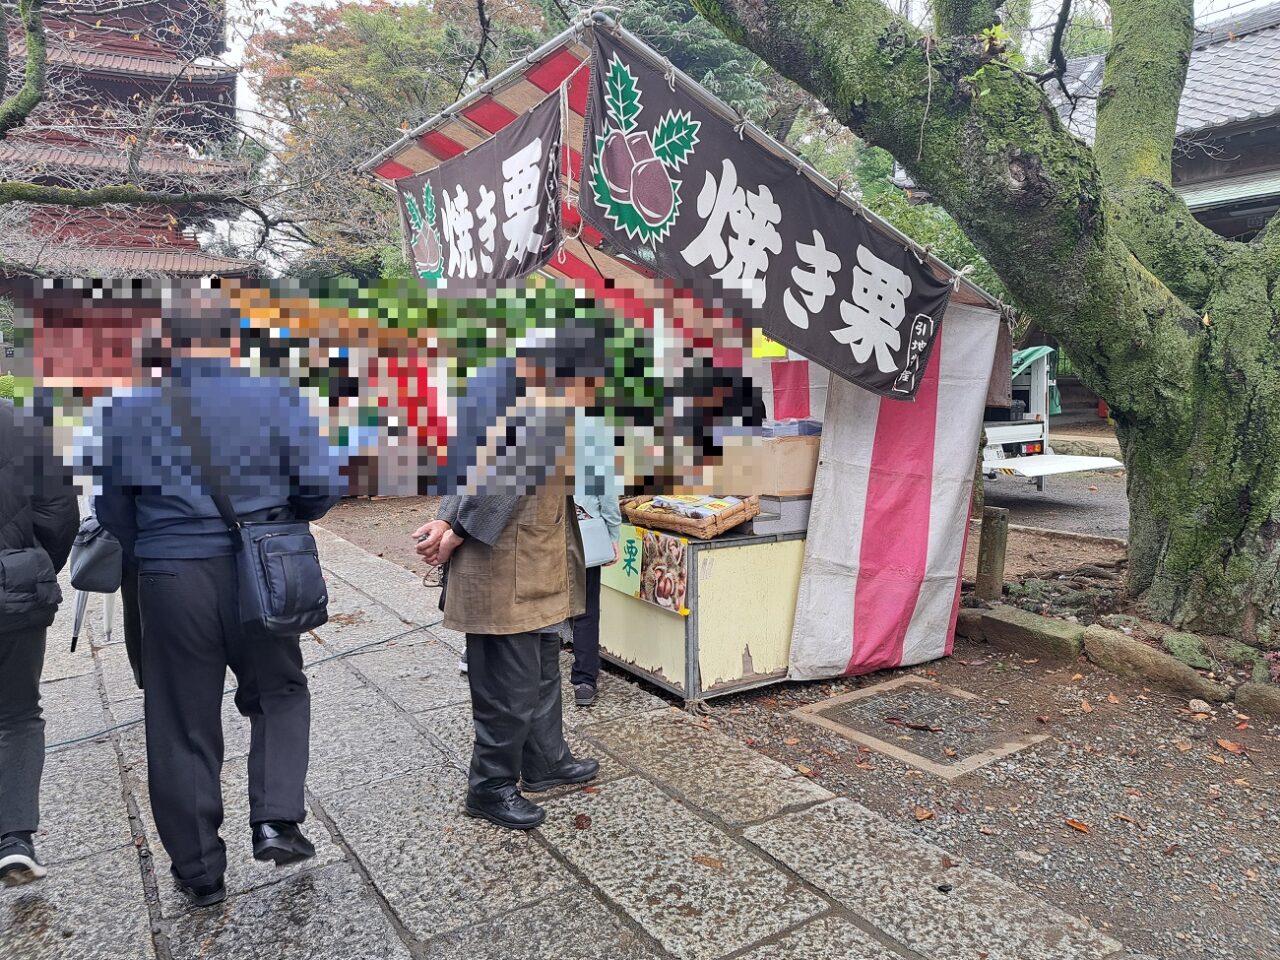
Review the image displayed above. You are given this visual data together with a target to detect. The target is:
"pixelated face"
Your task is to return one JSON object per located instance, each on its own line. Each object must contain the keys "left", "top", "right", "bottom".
{"left": 11, "top": 276, "right": 773, "bottom": 498}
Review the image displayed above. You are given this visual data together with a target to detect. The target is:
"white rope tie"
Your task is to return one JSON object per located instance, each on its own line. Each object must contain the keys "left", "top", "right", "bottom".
{"left": 951, "top": 263, "right": 975, "bottom": 290}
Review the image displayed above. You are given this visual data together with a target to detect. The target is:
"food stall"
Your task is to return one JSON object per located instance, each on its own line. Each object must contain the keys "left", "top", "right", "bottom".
{"left": 361, "top": 14, "right": 1009, "bottom": 700}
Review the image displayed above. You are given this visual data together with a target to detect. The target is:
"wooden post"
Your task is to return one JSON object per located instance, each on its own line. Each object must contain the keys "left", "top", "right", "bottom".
{"left": 975, "top": 506, "right": 1009, "bottom": 601}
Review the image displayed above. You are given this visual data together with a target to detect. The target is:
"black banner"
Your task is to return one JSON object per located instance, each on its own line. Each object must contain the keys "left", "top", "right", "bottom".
{"left": 397, "top": 95, "right": 562, "bottom": 284}
{"left": 580, "top": 27, "right": 953, "bottom": 399}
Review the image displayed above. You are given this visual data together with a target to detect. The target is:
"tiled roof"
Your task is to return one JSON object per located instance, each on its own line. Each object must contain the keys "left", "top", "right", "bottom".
{"left": 1054, "top": 4, "right": 1280, "bottom": 141}
{"left": 0, "top": 141, "right": 248, "bottom": 178}
{"left": 36, "top": 245, "right": 257, "bottom": 276}
{"left": 50, "top": 44, "right": 237, "bottom": 82}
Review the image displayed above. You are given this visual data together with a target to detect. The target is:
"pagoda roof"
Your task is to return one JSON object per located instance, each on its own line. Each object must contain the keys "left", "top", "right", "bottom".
{"left": 33, "top": 245, "right": 257, "bottom": 276}
{"left": 1, "top": 140, "right": 248, "bottom": 179}
{"left": 37, "top": 42, "right": 238, "bottom": 83}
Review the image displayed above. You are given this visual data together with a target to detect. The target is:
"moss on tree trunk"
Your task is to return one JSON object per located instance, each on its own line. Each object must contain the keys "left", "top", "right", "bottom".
{"left": 692, "top": 0, "right": 1280, "bottom": 648}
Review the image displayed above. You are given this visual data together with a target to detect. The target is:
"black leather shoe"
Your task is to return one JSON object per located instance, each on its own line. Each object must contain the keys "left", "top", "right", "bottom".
{"left": 464, "top": 788, "right": 546, "bottom": 830}
{"left": 522, "top": 756, "right": 601, "bottom": 793}
{"left": 252, "top": 821, "right": 316, "bottom": 867}
{"left": 175, "top": 873, "right": 226, "bottom": 908}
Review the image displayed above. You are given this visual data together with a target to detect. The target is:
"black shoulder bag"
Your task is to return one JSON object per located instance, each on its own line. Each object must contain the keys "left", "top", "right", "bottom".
{"left": 170, "top": 389, "right": 330, "bottom": 636}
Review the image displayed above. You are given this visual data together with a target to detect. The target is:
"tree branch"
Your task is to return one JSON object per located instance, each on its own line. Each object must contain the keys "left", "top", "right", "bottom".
{"left": 0, "top": 0, "right": 48, "bottom": 138}
{"left": 1094, "top": 0, "right": 1235, "bottom": 311}
{"left": 689, "top": 0, "right": 1199, "bottom": 429}
{"left": 1035, "top": 0, "right": 1073, "bottom": 101}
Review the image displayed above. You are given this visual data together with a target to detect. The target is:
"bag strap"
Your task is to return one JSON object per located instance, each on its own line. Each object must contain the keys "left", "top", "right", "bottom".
{"left": 168, "top": 386, "right": 241, "bottom": 544}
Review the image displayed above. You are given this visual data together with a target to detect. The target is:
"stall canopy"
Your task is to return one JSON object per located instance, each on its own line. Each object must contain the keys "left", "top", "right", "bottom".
{"left": 361, "top": 15, "right": 1009, "bottom": 680}
{"left": 360, "top": 14, "right": 1003, "bottom": 401}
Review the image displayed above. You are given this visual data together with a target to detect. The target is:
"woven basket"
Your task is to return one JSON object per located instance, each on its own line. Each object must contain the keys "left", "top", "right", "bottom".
{"left": 621, "top": 496, "right": 760, "bottom": 540}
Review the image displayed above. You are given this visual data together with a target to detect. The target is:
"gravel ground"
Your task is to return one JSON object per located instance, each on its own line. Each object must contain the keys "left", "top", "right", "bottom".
{"left": 985, "top": 469, "right": 1129, "bottom": 539}
{"left": 709, "top": 643, "right": 1280, "bottom": 960}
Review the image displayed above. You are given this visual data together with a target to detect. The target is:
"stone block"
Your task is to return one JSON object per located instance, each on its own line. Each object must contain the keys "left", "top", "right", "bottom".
{"left": 166, "top": 863, "right": 411, "bottom": 960}
{"left": 980, "top": 606, "right": 1086, "bottom": 660}
{"left": 1082, "top": 627, "right": 1229, "bottom": 702}
{"left": 540, "top": 777, "right": 824, "bottom": 960}
{"left": 0, "top": 844, "right": 153, "bottom": 960}
{"left": 743, "top": 798, "right": 1121, "bottom": 960}
{"left": 954, "top": 607, "right": 986, "bottom": 642}
{"left": 1235, "top": 681, "right": 1280, "bottom": 722}
{"left": 321, "top": 765, "right": 572, "bottom": 941}
{"left": 585, "top": 709, "right": 831, "bottom": 826}
{"left": 1160, "top": 632, "right": 1213, "bottom": 671}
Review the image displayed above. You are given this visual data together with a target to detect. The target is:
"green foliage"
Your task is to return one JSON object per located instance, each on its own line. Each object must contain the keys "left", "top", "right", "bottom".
{"left": 865, "top": 189, "right": 1008, "bottom": 303}
{"left": 0, "top": 375, "right": 13, "bottom": 401}
{"left": 1062, "top": 12, "right": 1112, "bottom": 58}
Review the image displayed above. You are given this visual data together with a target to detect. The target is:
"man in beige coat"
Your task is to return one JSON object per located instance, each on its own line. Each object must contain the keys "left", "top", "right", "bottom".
{"left": 415, "top": 326, "right": 604, "bottom": 829}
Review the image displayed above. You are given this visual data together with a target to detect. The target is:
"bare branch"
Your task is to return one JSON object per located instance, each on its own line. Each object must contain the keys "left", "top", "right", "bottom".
{"left": 0, "top": 0, "right": 49, "bottom": 137}
{"left": 1035, "top": 0, "right": 1074, "bottom": 102}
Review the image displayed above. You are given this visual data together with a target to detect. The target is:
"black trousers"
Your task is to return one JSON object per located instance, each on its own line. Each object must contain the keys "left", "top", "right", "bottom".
{"left": 0, "top": 627, "right": 45, "bottom": 837}
{"left": 570, "top": 566, "right": 601, "bottom": 689}
{"left": 465, "top": 631, "right": 571, "bottom": 798}
{"left": 139, "top": 555, "right": 309, "bottom": 887}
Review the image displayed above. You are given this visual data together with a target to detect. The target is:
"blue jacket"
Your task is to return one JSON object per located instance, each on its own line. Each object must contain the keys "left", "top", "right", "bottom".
{"left": 84, "top": 357, "right": 345, "bottom": 559}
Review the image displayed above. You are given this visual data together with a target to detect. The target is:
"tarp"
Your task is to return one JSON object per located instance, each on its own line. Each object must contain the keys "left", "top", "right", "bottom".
{"left": 788, "top": 302, "right": 1000, "bottom": 680}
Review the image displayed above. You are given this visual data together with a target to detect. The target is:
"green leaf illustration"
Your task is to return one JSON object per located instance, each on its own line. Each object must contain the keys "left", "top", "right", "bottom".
{"left": 423, "top": 182, "right": 437, "bottom": 226}
{"left": 403, "top": 191, "right": 423, "bottom": 231}
{"left": 652, "top": 110, "right": 701, "bottom": 171}
{"left": 604, "top": 54, "right": 642, "bottom": 134}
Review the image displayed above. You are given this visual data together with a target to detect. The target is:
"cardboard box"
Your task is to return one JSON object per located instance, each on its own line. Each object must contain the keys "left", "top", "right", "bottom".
{"left": 708, "top": 435, "right": 821, "bottom": 497}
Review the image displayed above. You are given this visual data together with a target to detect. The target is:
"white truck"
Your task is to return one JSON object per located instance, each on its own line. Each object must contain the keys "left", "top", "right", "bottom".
{"left": 982, "top": 348, "right": 1121, "bottom": 491}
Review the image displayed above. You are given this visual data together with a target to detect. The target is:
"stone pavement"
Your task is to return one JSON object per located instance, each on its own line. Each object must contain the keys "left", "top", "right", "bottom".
{"left": 2, "top": 526, "right": 1145, "bottom": 960}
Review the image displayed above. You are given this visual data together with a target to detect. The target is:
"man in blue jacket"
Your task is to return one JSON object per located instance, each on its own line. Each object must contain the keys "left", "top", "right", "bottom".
{"left": 86, "top": 296, "right": 344, "bottom": 907}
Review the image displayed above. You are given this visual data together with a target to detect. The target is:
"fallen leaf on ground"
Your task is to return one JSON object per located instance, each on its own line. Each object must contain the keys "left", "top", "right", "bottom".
{"left": 941, "top": 855, "right": 959, "bottom": 869}
{"left": 693, "top": 854, "right": 724, "bottom": 870}
{"left": 1235, "top": 722, "right": 1250, "bottom": 731}
{"left": 574, "top": 814, "right": 592, "bottom": 830}
{"left": 1071, "top": 673, "right": 1084, "bottom": 682}
{"left": 1174, "top": 739, "right": 1193, "bottom": 752}
{"left": 581, "top": 785, "right": 601, "bottom": 794}
{"left": 1207, "top": 754, "right": 1227, "bottom": 765}
{"left": 1065, "top": 819, "right": 1091, "bottom": 834}
{"left": 1080, "top": 700, "right": 1093, "bottom": 714}
{"left": 1107, "top": 693, "right": 1120, "bottom": 705}
{"left": 1112, "top": 814, "right": 1139, "bottom": 826}
{"left": 854, "top": 761, "right": 874, "bottom": 770}
{"left": 783, "top": 737, "right": 800, "bottom": 745}
{"left": 1035, "top": 714, "right": 1051, "bottom": 723}
{"left": 914, "top": 806, "right": 935, "bottom": 822}
{"left": 1163, "top": 843, "right": 1180, "bottom": 856}
{"left": 1216, "top": 739, "right": 1245, "bottom": 754}
{"left": 978, "top": 826, "right": 995, "bottom": 836}
{"left": 796, "top": 764, "right": 813, "bottom": 776}
{"left": 944, "top": 746, "right": 958, "bottom": 758}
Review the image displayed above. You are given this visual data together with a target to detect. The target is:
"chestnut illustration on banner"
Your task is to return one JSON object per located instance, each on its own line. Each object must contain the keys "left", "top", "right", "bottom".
{"left": 413, "top": 223, "right": 442, "bottom": 275}
{"left": 600, "top": 128, "right": 675, "bottom": 228}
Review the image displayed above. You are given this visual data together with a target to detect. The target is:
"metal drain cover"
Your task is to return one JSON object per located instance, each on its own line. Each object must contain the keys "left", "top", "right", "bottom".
{"left": 792, "top": 676, "right": 1047, "bottom": 779}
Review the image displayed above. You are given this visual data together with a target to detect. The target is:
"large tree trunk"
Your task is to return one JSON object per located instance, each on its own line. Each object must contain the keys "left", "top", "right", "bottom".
{"left": 691, "top": 0, "right": 1280, "bottom": 648}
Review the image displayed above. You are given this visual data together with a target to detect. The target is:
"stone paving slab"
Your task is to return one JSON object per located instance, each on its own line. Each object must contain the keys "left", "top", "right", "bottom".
{"left": 320, "top": 764, "right": 573, "bottom": 941}
{"left": 540, "top": 776, "right": 826, "bottom": 960}
{"left": 165, "top": 863, "right": 411, "bottom": 960}
{"left": 735, "top": 914, "right": 913, "bottom": 960}
{"left": 421, "top": 887, "right": 664, "bottom": 960}
{"left": 126, "top": 758, "right": 345, "bottom": 918}
{"left": 37, "top": 741, "right": 135, "bottom": 865}
{"left": 743, "top": 798, "right": 1124, "bottom": 960}
{"left": 343, "top": 639, "right": 471, "bottom": 713}
{"left": 584, "top": 709, "right": 832, "bottom": 825}
{"left": 0, "top": 844, "right": 154, "bottom": 960}
{"left": 40, "top": 672, "right": 109, "bottom": 749}
{"left": 305, "top": 660, "right": 450, "bottom": 797}
{"left": 561, "top": 654, "right": 671, "bottom": 731}
{"left": 315, "top": 525, "right": 446, "bottom": 631}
